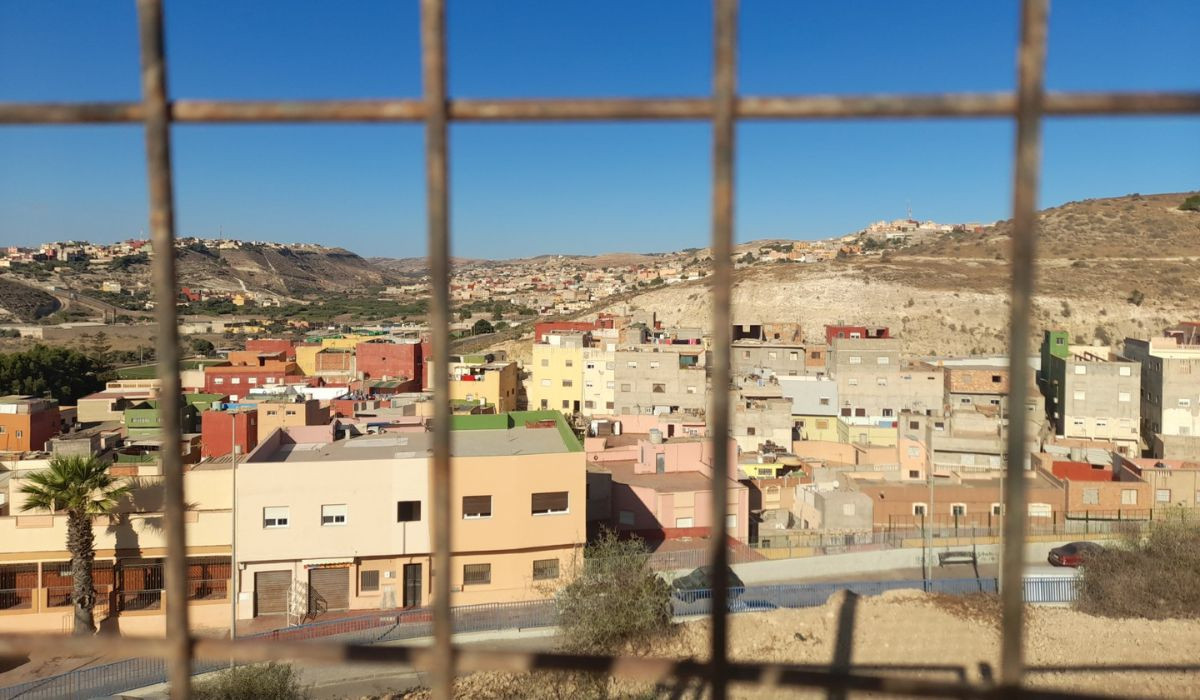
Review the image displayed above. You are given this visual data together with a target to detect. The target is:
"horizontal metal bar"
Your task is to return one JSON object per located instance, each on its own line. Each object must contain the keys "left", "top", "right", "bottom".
{"left": 1, "top": 92, "right": 1198, "bottom": 125}
{"left": 0, "top": 633, "right": 1125, "bottom": 700}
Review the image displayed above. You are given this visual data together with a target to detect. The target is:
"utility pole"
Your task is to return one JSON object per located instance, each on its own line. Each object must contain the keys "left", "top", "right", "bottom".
{"left": 229, "top": 410, "right": 238, "bottom": 668}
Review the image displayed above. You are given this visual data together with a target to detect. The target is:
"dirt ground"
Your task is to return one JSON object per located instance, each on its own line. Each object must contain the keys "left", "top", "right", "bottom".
{"left": 402, "top": 590, "right": 1200, "bottom": 699}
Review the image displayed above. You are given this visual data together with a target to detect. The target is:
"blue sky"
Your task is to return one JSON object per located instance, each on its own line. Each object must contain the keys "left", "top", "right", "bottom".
{"left": 0, "top": 1, "right": 1196, "bottom": 259}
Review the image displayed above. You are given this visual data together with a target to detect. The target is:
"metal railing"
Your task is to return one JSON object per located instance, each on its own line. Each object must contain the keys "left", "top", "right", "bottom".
{"left": 0, "top": 576, "right": 1079, "bottom": 700}
{"left": 1, "top": 0, "right": 1198, "bottom": 698}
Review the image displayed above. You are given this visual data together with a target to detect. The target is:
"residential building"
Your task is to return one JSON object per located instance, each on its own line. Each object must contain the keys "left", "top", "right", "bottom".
{"left": 731, "top": 397, "right": 794, "bottom": 453}
{"left": 831, "top": 337, "right": 943, "bottom": 426}
{"left": 794, "top": 474, "right": 874, "bottom": 531}
{"left": 1033, "top": 453, "right": 1150, "bottom": 515}
{"left": 527, "top": 333, "right": 586, "bottom": 414}
{"left": 355, "top": 338, "right": 426, "bottom": 384}
{"left": 123, "top": 397, "right": 200, "bottom": 439}
{"left": 245, "top": 338, "right": 297, "bottom": 361}
{"left": 203, "top": 356, "right": 302, "bottom": 401}
{"left": 234, "top": 411, "right": 584, "bottom": 616}
{"left": 254, "top": 393, "right": 330, "bottom": 436}
{"left": 200, "top": 406, "right": 259, "bottom": 458}
{"left": 854, "top": 469, "right": 1066, "bottom": 530}
{"left": 613, "top": 345, "right": 707, "bottom": 417}
{"left": 1113, "top": 455, "right": 1200, "bottom": 510}
{"left": 585, "top": 428, "right": 748, "bottom": 542}
{"left": 825, "top": 324, "right": 890, "bottom": 344}
{"left": 731, "top": 322, "right": 806, "bottom": 378}
{"left": 434, "top": 356, "right": 519, "bottom": 413}
{"left": 944, "top": 364, "right": 1009, "bottom": 410}
{"left": 1040, "top": 331, "right": 1141, "bottom": 454}
{"left": 0, "top": 396, "right": 61, "bottom": 452}
{"left": 581, "top": 332, "right": 617, "bottom": 416}
{"left": 1121, "top": 334, "right": 1200, "bottom": 458}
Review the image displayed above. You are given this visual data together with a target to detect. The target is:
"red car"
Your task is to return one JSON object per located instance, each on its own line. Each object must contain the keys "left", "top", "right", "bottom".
{"left": 1048, "top": 541, "right": 1103, "bottom": 567}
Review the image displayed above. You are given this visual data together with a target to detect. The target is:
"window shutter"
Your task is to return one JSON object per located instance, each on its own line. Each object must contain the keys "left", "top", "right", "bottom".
{"left": 532, "top": 491, "right": 568, "bottom": 513}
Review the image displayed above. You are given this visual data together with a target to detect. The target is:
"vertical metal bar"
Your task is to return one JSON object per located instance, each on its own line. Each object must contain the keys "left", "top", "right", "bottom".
{"left": 709, "top": 0, "right": 737, "bottom": 698}
{"left": 421, "top": 1, "right": 454, "bottom": 699}
{"left": 1000, "top": 0, "right": 1048, "bottom": 689}
{"left": 135, "top": 0, "right": 190, "bottom": 697}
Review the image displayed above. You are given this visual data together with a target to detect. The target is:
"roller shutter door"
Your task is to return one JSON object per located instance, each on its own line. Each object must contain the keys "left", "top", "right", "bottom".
{"left": 254, "top": 570, "right": 291, "bottom": 616}
{"left": 308, "top": 567, "right": 350, "bottom": 614}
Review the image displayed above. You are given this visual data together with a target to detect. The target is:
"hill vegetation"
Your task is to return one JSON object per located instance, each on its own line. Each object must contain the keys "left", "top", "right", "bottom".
{"left": 0, "top": 277, "right": 61, "bottom": 321}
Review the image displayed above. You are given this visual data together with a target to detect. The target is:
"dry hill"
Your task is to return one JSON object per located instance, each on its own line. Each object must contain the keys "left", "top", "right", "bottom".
{"left": 589, "top": 191, "right": 1200, "bottom": 356}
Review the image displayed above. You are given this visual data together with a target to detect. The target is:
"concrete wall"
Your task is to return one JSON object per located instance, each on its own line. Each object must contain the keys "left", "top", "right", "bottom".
{"left": 779, "top": 375, "right": 838, "bottom": 416}
{"left": 614, "top": 348, "right": 707, "bottom": 416}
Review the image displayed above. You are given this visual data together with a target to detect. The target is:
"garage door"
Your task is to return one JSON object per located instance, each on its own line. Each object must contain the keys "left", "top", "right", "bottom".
{"left": 308, "top": 567, "right": 349, "bottom": 614}
{"left": 254, "top": 570, "right": 291, "bottom": 616}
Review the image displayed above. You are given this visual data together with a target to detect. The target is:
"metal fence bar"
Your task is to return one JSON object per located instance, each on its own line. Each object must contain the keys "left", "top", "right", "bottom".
{"left": 1000, "top": 0, "right": 1048, "bottom": 690}
{"left": 419, "top": 1, "right": 454, "bottom": 699}
{"left": 134, "top": 0, "right": 190, "bottom": 697}
{"left": 707, "top": 1, "right": 737, "bottom": 698}
{"left": 4, "top": 92, "right": 1200, "bottom": 125}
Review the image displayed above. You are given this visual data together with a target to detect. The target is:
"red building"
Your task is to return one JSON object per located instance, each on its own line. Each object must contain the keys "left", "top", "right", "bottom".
{"left": 245, "top": 338, "right": 297, "bottom": 361}
{"left": 202, "top": 361, "right": 301, "bottom": 401}
{"left": 824, "top": 324, "right": 891, "bottom": 344}
{"left": 534, "top": 321, "right": 597, "bottom": 343}
{"left": 355, "top": 339, "right": 426, "bottom": 383}
{"left": 200, "top": 408, "right": 258, "bottom": 458}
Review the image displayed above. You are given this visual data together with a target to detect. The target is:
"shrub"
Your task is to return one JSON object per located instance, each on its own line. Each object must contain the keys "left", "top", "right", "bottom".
{"left": 1179, "top": 194, "right": 1200, "bottom": 212}
{"left": 556, "top": 529, "right": 671, "bottom": 654}
{"left": 192, "top": 663, "right": 309, "bottom": 700}
{"left": 1094, "top": 325, "right": 1113, "bottom": 346}
{"left": 1076, "top": 519, "right": 1200, "bottom": 620}
{"left": 1128, "top": 289, "right": 1146, "bottom": 306}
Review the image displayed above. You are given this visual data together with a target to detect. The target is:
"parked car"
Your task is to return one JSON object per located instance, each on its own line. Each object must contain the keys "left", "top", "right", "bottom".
{"left": 1048, "top": 541, "right": 1104, "bottom": 567}
{"left": 671, "top": 565, "right": 746, "bottom": 603}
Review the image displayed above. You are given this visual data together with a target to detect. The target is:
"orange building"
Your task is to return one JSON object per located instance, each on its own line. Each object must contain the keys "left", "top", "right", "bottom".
{"left": 0, "top": 395, "right": 60, "bottom": 452}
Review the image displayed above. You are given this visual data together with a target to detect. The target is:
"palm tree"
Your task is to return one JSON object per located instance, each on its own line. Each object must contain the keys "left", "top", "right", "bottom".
{"left": 20, "top": 455, "right": 130, "bottom": 635}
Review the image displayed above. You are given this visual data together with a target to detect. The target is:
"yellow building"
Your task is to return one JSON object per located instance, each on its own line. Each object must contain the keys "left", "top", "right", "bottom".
{"left": 527, "top": 334, "right": 586, "bottom": 414}
{"left": 295, "top": 344, "right": 321, "bottom": 376}
{"left": 429, "top": 356, "right": 520, "bottom": 413}
{"left": 846, "top": 422, "right": 899, "bottom": 447}
{"left": 794, "top": 414, "right": 844, "bottom": 442}
{"left": 320, "top": 334, "right": 375, "bottom": 350}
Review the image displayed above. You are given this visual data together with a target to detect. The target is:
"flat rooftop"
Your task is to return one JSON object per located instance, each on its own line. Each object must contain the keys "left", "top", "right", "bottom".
{"left": 604, "top": 459, "right": 714, "bottom": 493}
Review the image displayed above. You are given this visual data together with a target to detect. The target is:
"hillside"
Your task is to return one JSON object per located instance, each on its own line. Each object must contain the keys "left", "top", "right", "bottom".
{"left": 0, "top": 277, "right": 61, "bottom": 322}
{"left": 585, "top": 191, "right": 1200, "bottom": 356}
{"left": 174, "top": 243, "right": 397, "bottom": 297}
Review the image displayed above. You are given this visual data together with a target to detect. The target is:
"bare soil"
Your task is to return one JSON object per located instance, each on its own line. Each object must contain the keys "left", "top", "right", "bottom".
{"left": 399, "top": 589, "right": 1200, "bottom": 699}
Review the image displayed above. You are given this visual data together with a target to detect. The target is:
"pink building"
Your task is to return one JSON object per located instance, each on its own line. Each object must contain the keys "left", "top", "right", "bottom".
{"left": 586, "top": 427, "right": 749, "bottom": 543}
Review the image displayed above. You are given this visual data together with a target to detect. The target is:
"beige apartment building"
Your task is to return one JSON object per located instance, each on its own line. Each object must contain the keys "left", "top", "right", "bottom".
{"left": 613, "top": 345, "right": 707, "bottom": 417}
{"left": 0, "top": 459, "right": 232, "bottom": 634}
{"left": 1121, "top": 335, "right": 1200, "bottom": 458}
{"left": 581, "top": 330, "right": 618, "bottom": 416}
{"left": 830, "top": 338, "right": 943, "bottom": 426}
{"left": 428, "top": 355, "right": 520, "bottom": 412}
{"left": 234, "top": 411, "right": 585, "bottom": 619}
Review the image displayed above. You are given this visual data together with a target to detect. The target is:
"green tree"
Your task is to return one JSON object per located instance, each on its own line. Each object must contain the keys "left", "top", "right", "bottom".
{"left": 556, "top": 529, "right": 671, "bottom": 654}
{"left": 189, "top": 338, "right": 216, "bottom": 357}
{"left": 0, "top": 345, "right": 112, "bottom": 404}
{"left": 471, "top": 319, "right": 495, "bottom": 335}
{"left": 19, "top": 456, "right": 130, "bottom": 634}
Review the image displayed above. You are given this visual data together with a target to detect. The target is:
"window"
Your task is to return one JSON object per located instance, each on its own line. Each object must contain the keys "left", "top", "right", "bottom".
{"left": 540, "top": 358, "right": 549, "bottom": 367}
{"left": 463, "top": 495, "right": 492, "bottom": 519}
{"left": 951, "top": 504, "right": 966, "bottom": 516}
{"left": 231, "top": 377, "right": 241, "bottom": 385}
{"left": 726, "top": 514, "right": 737, "bottom": 528}
{"left": 1074, "top": 365, "right": 1086, "bottom": 375}
{"left": 263, "top": 506, "right": 289, "bottom": 528}
{"left": 1082, "top": 489, "right": 1099, "bottom": 505}
{"left": 960, "top": 397, "right": 972, "bottom": 404}
{"left": 397, "top": 501, "right": 421, "bottom": 522}
{"left": 265, "top": 377, "right": 276, "bottom": 384}
{"left": 213, "top": 377, "right": 225, "bottom": 385}
{"left": 626, "top": 361, "right": 637, "bottom": 368}
{"left": 849, "top": 356, "right": 862, "bottom": 364}
{"left": 1121, "top": 489, "right": 1138, "bottom": 505}
{"left": 877, "top": 356, "right": 889, "bottom": 365}
{"left": 531, "top": 491, "right": 569, "bottom": 515}
{"left": 15, "top": 430, "right": 23, "bottom": 439}
{"left": 1073, "top": 390, "right": 1086, "bottom": 401}
{"left": 618, "top": 510, "right": 635, "bottom": 526}
{"left": 810, "top": 351, "right": 821, "bottom": 359}
{"left": 584, "top": 400, "right": 595, "bottom": 409}
{"left": 675, "top": 517, "right": 695, "bottom": 528}
{"left": 565, "top": 359, "right": 573, "bottom": 367}
{"left": 649, "top": 360, "right": 660, "bottom": 368}
{"left": 686, "top": 385, "right": 697, "bottom": 394}
{"left": 562, "top": 379, "right": 573, "bottom": 387}
{"left": 360, "top": 570, "right": 380, "bottom": 593}
{"left": 321, "top": 504, "right": 348, "bottom": 526}
{"left": 606, "top": 401, "right": 614, "bottom": 410}
{"left": 908, "top": 470, "right": 920, "bottom": 479}
{"left": 909, "top": 421, "right": 920, "bottom": 430}
{"left": 840, "top": 408, "right": 851, "bottom": 417}
{"left": 1179, "top": 398, "right": 1192, "bottom": 408}
{"left": 991, "top": 503, "right": 1002, "bottom": 516}
{"left": 882, "top": 408, "right": 894, "bottom": 417}
{"left": 815, "top": 419, "right": 829, "bottom": 429}
{"left": 848, "top": 378, "right": 859, "bottom": 386}
{"left": 742, "top": 350, "right": 751, "bottom": 359}
{"left": 907, "top": 446, "right": 920, "bottom": 458}
{"left": 562, "top": 400, "right": 570, "bottom": 409}
{"left": 652, "top": 383, "right": 666, "bottom": 393}
{"left": 819, "top": 397, "right": 830, "bottom": 406}
{"left": 789, "top": 352, "right": 798, "bottom": 361}
{"left": 1029, "top": 503, "right": 1053, "bottom": 518}
{"left": 912, "top": 503, "right": 927, "bottom": 516}
{"left": 991, "top": 375, "right": 1002, "bottom": 383}
{"left": 1156, "top": 489, "right": 1171, "bottom": 503}
{"left": 532, "top": 559, "right": 559, "bottom": 581}
{"left": 854, "top": 408, "right": 866, "bottom": 417}
{"left": 1119, "top": 392, "right": 1131, "bottom": 403}
{"left": 841, "top": 503, "right": 855, "bottom": 516}
{"left": 463, "top": 563, "right": 491, "bottom": 585}
{"left": 266, "top": 409, "right": 278, "bottom": 416}
{"left": 746, "top": 427, "right": 756, "bottom": 436}
{"left": 877, "top": 377, "right": 887, "bottom": 386}
{"left": 1119, "top": 366, "right": 1131, "bottom": 376}
{"left": 767, "top": 352, "right": 777, "bottom": 361}
{"left": 606, "top": 381, "right": 615, "bottom": 389}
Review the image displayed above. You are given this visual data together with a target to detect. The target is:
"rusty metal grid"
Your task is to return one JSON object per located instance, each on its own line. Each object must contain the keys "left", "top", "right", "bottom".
{"left": 0, "top": 0, "right": 1198, "bottom": 698}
